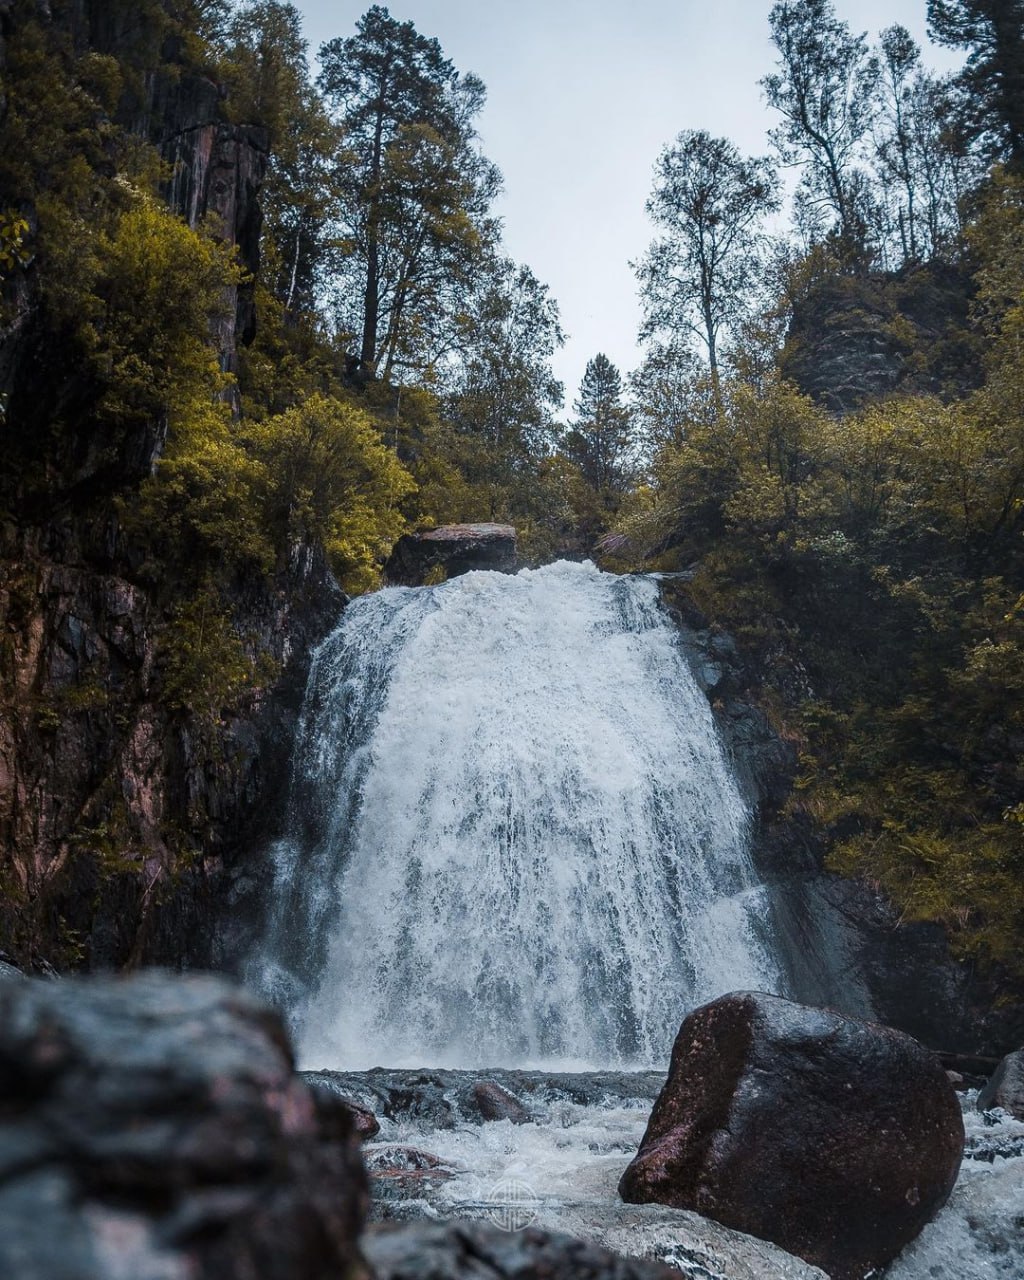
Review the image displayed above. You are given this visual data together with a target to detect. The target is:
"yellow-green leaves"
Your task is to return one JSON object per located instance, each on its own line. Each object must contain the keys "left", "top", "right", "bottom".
{"left": 89, "top": 198, "right": 242, "bottom": 427}
{"left": 0, "top": 211, "right": 31, "bottom": 279}
{"left": 245, "top": 394, "right": 416, "bottom": 594}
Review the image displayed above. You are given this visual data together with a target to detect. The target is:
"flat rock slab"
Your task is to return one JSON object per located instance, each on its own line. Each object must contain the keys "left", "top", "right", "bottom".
{"left": 365, "top": 1219, "right": 681, "bottom": 1280}
{"left": 384, "top": 523, "right": 517, "bottom": 585}
{"left": 525, "top": 1202, "right": 827, "bottom": 1280}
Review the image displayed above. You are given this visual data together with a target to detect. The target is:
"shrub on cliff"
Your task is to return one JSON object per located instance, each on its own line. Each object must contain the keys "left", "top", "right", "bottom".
{"left": 246, "top": 394, "right": 416, "bottom": 594}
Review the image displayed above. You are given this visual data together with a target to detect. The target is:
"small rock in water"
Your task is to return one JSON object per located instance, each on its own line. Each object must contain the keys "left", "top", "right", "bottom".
{"left": 977, "top": 1048, "right": 1024, "bottom": 1120}
{"left": 618, "top": 991, "right": 964, "bottom": 1280}
{"left": 365, "top": 1146, "right": 458, "bottom": 1204}
{"left": 471, "top": 1080, "right": 532, "bottom": 1124}
{"left": 366, "top": 1145, "right": 454, "bottom": 1175}
{"left": 304, "top": 1077, "right": 381, "bottom": 1139}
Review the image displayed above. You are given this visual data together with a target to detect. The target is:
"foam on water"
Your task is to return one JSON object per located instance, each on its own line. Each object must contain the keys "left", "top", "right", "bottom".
{"left": 255, "top": 559, "right": 782, "bottom": 1069}
{"left": 885, "top": 1093, "right": 1024, "bottom": 1278}
{"left": 359, "top": 1082, "right": 1024, "bottom": 1279}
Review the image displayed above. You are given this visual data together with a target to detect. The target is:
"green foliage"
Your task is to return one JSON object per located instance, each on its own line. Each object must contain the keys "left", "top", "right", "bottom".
{"left": 133, "top": 407, "right": 274, "bottom": 579}
{"left": 85, "top": 198, "right": 243, "bottom": 427}
{"left": 318, "top": 4, "right": 501, "bottom": 377}
{"left": 929, "top": 0, "right": 1024, "bottom": 168}
{"left": 0, "top": 211, "right": 31, "bottom": 279}
{"left": 618, "top": 178, "right": 1024, "bottom": 976}
{"left": 246, "top": 393, "right": 416, "bottom": 592}
{"left": 160, "top": 586, "right": 276, "bottom": 721}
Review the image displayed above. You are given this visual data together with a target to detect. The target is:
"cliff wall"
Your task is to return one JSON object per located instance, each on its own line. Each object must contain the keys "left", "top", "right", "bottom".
{"left": 0, "top": 1, "right": 341, "bottom": 972}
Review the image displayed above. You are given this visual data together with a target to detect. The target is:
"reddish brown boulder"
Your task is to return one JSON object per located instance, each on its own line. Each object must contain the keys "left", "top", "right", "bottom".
{"left": 618, "top": 992, "right": 963, "bottom": 1280}
{"left": 384, "top": 523, "right": 517, "bottom": 585}
{"left": 305, "top": 1080, "right": 381, "bottom": 1139}
{"left": 471, "top": 1080, "right": 531, "bottom": 1124}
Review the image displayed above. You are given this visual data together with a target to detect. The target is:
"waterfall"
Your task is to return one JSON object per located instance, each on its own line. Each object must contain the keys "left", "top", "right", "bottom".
{"left": 255, "top": 560, "right": 783, "bottom": 1070}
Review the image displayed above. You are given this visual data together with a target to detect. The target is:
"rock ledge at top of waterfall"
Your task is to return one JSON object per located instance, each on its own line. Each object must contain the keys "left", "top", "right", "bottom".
{"left": 619, "top": 991, "right": 964, "bottom": 1280}
{"left": 384, "top": 523, "right": 517, "bottom": 585}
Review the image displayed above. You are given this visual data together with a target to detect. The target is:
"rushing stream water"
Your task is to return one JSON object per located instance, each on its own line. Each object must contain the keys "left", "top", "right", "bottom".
{"left": 307, "top": 1068, "right": 1024, "bottom": 1279}
{"left": 256, "top": 559, "right": 782, "bottom": 1070}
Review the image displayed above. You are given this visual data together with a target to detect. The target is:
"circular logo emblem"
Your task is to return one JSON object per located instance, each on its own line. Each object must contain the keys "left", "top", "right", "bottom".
{"left": 483, "top": 1177, "right": 541, "bottom": 1232}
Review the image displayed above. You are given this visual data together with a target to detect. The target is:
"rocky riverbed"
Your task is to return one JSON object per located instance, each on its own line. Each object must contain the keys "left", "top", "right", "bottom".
{"left": 306, "top": 1066, "right": 1024, "bottom": 1279}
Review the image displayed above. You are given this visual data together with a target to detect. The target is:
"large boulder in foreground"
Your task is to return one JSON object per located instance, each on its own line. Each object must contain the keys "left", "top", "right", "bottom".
{"left": 618, "top": 992, "right": 963, "bottom": 1280}
{"left": 384, "top": 523, "right": 517, "bottom": 585}
{"left": 0, "top": 972, "right": 369, "bottom": 1280}
{"left": 977, "top": 1047, "right": 1024, "bottom": 1118}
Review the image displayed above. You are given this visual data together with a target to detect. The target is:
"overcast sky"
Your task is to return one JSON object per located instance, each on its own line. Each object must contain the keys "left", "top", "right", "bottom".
{"left": 294, "top": 1, "right": 962, "bottom": 406}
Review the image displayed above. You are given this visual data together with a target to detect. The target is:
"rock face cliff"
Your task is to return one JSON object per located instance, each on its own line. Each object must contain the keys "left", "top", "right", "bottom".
{"left": 658, "top": 577, "right": 1023, "bottom": 1056}
{"left": 0, "top": 2, "right": 342, "bottom": 972}
{"left": 782, "top": 263, "right": 977, "bottom": 413}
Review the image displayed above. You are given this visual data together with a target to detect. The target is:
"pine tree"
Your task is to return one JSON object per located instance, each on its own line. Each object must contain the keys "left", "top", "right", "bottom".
{"left": 563, "top": 355, "right": 633, "bottom": 495}
{"left": 318, "top": 6, "right": 500, "bottom": 379}
{"left": 929, "top": 0, "right": 1024, "bottom": 169}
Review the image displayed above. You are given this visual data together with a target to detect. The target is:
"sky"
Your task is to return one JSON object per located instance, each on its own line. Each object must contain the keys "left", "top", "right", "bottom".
{"left": 294, "top": 0, "right": 962, "bottom": 404}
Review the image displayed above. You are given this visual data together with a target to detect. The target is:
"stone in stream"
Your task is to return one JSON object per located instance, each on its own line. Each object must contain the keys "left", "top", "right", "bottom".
{"left": 471, "top": 1079, "right": 532, "bottom": 1123}
{"left": 618, "top": 991, "right": 964, "bottom": 1280}
{"left": 302, "top": 1073, "right": 381, "bottom": 1138}
{"left": 977, "top": 1047, "right": 1024, "bottom": 1119}
{"left": 365, "top": 1146, "right": 460, "bottom": 1209}
{"left": 0, "top": 973, "right": 370, "bottom": 1280}
{"left": 383, "top": 522, "right": 517, "bottom": 585}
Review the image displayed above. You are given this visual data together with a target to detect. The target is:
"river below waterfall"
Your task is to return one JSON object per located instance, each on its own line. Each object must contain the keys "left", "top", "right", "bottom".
{"left": 308, "top": 1068, "right": 1023, "bottom": 1279}
{"left": 305, "top": 1070, "right": 1024, "bottom": 1280}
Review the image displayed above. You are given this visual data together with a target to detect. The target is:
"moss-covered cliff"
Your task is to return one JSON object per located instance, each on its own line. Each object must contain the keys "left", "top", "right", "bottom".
{"left": 0, "top": 0, "right": 345, "bottom": 970}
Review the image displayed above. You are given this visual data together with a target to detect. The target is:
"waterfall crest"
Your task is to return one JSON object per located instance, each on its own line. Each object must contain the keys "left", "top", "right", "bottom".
{"left": 256, "top": 560, "right": 782, "bottom": 1069}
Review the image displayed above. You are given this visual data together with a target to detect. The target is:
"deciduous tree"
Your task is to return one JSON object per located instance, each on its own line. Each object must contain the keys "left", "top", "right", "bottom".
{"left": 763, "top": 0, "right": 880, "bottom": 250}
{"left": 636, "top": 131, "right": 779, "bottom": 401}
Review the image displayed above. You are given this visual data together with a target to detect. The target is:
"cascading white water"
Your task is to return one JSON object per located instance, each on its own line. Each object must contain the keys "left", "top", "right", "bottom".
{"left": 256, "top": 560, "right": 783, "bottom": 1069}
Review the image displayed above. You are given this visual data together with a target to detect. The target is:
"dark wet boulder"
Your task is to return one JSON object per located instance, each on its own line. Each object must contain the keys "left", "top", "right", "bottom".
{"left": 303, "top": 1073, "right": 381, "bottom": 1138}
{"left": 384, "top": 523, "right": 517, "bottom": 585}
{"left": 364, "top": 1220, "right": 680, "bottom": 1280}
{"left": 471, "top": 1079, "right": 532, "bottom": 1124}
{"left": 618, "top": 991, "right": 963, "bottom": 1280}
{"left": 0, "top": 972, "right": 370, "bottom": 1280}
{"left": 977, "top": 1048, "right": 1024, "bottom": 1118}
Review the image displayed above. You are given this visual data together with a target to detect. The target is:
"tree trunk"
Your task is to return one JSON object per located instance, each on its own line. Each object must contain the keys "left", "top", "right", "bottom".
{"left": 361, "top": 103, "right": 387, "bottom": 371}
